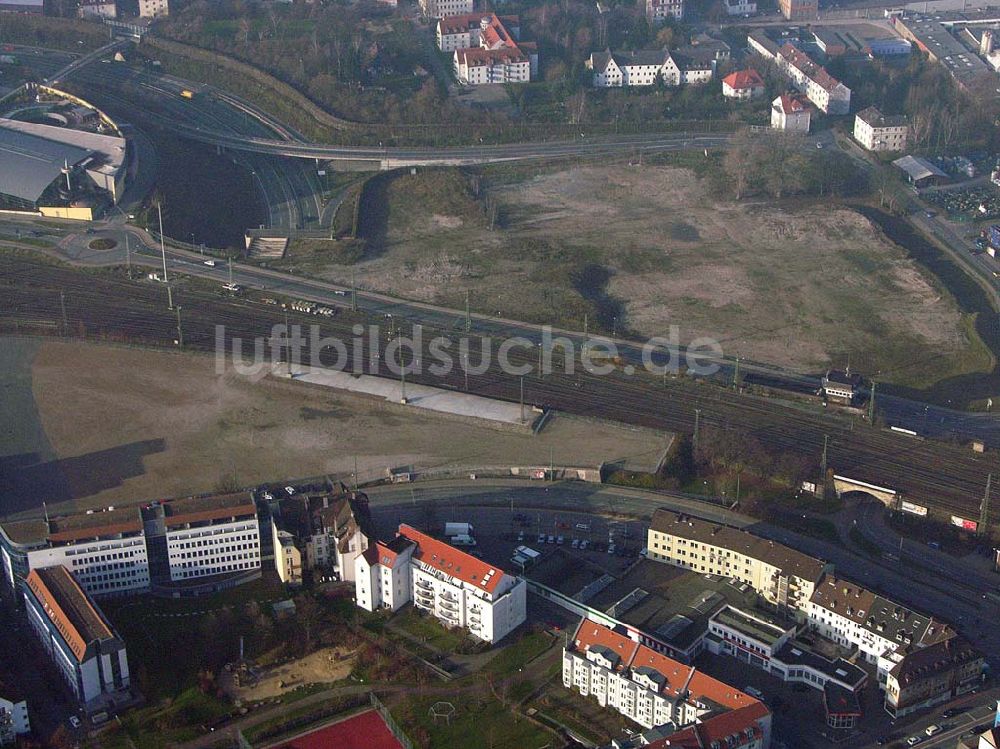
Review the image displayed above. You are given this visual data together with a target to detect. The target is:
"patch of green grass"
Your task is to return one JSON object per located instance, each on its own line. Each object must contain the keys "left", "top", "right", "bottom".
{"left": 116, "top": 687, "right": 230, "bottom": 748}
{"left": 397, "top": 695, "right": 555, "bottom": 749}
{"left": 391, "top": 607, "right": 466, "bottom": 653}
{"left": 484, "top": 631, "right": 553, "bottom": 677}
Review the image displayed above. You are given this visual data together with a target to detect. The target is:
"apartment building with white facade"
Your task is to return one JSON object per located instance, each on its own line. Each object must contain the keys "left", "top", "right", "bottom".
{"left": 563, "top": 618, "right": 771, "bottom": 747}
{"left": 588, "top": 49, "right": 713, "bottom": 88}
{"left": 647, "top": 511, "right": 829, "bottom": 615}
{"left": 355, "top": 524, "right": 526, "bottom": 644}
{"left": 853, "top": 107, "right": 908, "bottom": 152}
{"left": 775, "top": 43, "right": 851, "bottom": 114}
{"left": 1, "top": 493, "right": 263, "bottom": 599}
{"left": 23, "top": 567, "right": 130, "bottom": 712}
{"left": 452, "top": 14, "right": 536, "bottom": 85}
{"left": 0, "top": 691, "right": 29, "bottom": 746}
{"left": 646, "top": 0, "right": 684, "bottom": 23}
{"left": 420, "top": 0, "right": 472, "bottom": 19}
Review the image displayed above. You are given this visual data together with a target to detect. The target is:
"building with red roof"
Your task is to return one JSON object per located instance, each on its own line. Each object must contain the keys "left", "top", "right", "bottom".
{"left": 722, "top": 69, "right": 765, "bottom": 100}
{"left": 563, "top": 618, "right": 772, "bottom": 746}
{"left": 445, "top": 13, "right": 537, "bottom": 85}
{"left": 355, "top": 524, "right": 526, "bottom": 643}
{"left": 775, "top": 43, "right": 851, "bottom": 114}
{"left": 771, "top": 93, "right": 812, "bottom": 132}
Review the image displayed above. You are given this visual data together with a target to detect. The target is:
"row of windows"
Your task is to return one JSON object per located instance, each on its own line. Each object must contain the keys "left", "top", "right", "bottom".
{"left": 175, "top": 552, "right": 258, "bottom": 568}
{"left": 177, "top": 560, "right": 257, "bottom": 578}
{"left": 172, "top": 543, "right": 256, "bottom": 560}
{"left": 170, "top": 532, "right": 256, "bottom": 549}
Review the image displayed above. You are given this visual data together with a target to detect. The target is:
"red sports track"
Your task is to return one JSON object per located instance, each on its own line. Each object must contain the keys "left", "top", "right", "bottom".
{"left": 273, "top": 709, "right": 404, "bottom": 749}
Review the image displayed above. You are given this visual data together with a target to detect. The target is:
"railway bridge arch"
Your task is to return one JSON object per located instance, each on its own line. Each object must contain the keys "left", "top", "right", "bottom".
{"left": 832, "top": 474, "right": 898, "bottom": 508}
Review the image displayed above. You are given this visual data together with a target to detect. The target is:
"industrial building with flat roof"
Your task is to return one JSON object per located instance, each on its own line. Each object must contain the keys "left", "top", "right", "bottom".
{"left": 23, "top": 566, "right": 130, "bottom": 711}
{"left": 893, "top": 14, "right": 991, "bottom": 88}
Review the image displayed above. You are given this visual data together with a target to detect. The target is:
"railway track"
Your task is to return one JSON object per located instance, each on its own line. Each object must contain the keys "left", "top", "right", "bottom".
{"left": 1, "top": 254, "right": 997, "bottom": 524}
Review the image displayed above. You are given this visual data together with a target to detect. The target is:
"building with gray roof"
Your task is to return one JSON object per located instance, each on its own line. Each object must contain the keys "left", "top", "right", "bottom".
{"left": 0, "top": 126, "right": 93, "bottom": 210}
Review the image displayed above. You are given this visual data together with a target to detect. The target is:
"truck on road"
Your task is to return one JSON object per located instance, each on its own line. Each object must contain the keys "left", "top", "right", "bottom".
{"left": 444, "top": 522, "right": 473, "bottom": 538}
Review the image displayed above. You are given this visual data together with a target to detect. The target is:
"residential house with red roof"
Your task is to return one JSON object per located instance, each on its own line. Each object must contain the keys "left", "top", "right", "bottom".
{"left": 563, "top": 618, "right": 771, "bottom": 746}
{"left": 771, "top": 94, "right": 812, "bottom": 132}
{"left": 355, "top": 524, "right": 526, "bottom": 643}
{"left": 722, "top": 69, "right": 765, "bottom": 100}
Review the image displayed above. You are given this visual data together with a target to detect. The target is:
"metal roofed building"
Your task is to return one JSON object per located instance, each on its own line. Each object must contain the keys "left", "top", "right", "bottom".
{"left": 0, "top": 0, "right": 43, "bottom": 13}
{"left": 0, "top": 126, "right": 93, "bottom": 210}
{"left": 894, "top": 14, "right": 991, "bottom": 88}
{"left": 893, "top": 154, "right": 949, "bottom": 187}
{"left": 23, "top": 566, "right": 130, "bottom": 711}
{"left": 0, "top": 118, "right": 127, "bottom": 202}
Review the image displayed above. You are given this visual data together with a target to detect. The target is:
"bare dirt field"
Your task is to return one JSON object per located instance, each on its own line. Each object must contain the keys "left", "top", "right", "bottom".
{"left": 221, "top": 646, "right": 356, "bottom": 702}
{"left": 8, "top": 339, "right": 666, "bottom": 514}
{"left": 283, "top": 163, "right": 987, "bottom": 386}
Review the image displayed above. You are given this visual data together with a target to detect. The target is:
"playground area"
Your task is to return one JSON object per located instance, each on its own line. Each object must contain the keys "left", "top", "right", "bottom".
{"left": 221, "top": 646, "right": 358, "bottom": 701}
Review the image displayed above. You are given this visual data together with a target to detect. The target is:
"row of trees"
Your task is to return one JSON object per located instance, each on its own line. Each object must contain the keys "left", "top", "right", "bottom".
{"left": 722, "top": 131, "right": 863, "bottom": 200}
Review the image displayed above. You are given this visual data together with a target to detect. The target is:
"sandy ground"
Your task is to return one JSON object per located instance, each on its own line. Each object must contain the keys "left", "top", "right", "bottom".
{"left": 292, "top": 164, "right": 980, "bottom": 384}
{"left": 17, "top": 340, "right": 667, "bottom": 513}
{"left": 221, "top": 647, "right": 356, "bottom": 701}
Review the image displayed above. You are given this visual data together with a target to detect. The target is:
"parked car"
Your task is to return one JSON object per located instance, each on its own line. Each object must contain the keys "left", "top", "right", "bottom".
{"left": 556, "top": 535, "right": 564, "bottom": 545}
{"left": 69, "top": 716, "right": 81, "bottom": 729}
{"left": 906, "top": 736, "right": 923, "bottom": 746}
{"left": 571, "top": 539, "right": 579, "bottom": 549}
{"left": 547, "top": 535, "right": 555, "bottom": 544}
{"left": 537, "top": 533, "right": 546, "bottom": 544}
{"left": 925, "top": 725, "right": 942, "bottom": 737}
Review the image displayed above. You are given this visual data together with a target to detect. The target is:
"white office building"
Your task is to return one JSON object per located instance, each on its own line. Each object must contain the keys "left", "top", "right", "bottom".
{"left": 355, "top": 524, "right": 527, "bottom": 644}
{"left": 2, "top": 493, "right": 263, "bottom": 599}
{"left": 23, "top": 566, "right": 130, "bottom": 711}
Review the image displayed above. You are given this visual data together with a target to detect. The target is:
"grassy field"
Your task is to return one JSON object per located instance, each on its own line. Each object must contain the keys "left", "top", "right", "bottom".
{"left": 280, "top": 161, "right": 991, "bottom": 389}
